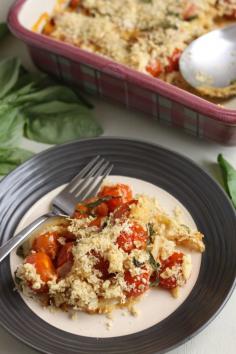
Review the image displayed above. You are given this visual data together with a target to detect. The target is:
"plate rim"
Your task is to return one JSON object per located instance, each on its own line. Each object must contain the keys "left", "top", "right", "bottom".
{"left": 0, "top": 136, "right": 236, "bottom": 354}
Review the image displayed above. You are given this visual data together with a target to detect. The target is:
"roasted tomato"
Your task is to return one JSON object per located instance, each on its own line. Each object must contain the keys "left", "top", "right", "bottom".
{"left": 98, "top": 184, "right": 133, "bottom": 212}
{"left": 116, "top": 222, "right": 148, "bottom": 253}
{"left": 93, "top": 202, "right": 109, "bottom": 217}
{"left": 88, "top": 216, "right": 104, "bottom": 228}
{"left": 91, "top": 251, "right": 112, "bottom": 280}
{"left": 73, "top": 203, "right": 89, "bottom": 219}
{"left": 69, "top": 0, "right": 80, "bottom": 9}
{"left": 159, "top": 252, "right": 184, "bottom": 289}
{"left": 165, "top": 49, "right": 182, "bottom": 73}
{"left": 32, "top": 232, "right": 59, "bottom": 259}
{"left": 124, "top": 270, "right": 150, "bottom": 297}
{"left": 182, "top": 3, "right": 198, "bottom": 20}
{"left": 221, "top": 1, "right": 236, "bottom": 19}
{"left": 43, "top": 19, "right": 55, "bottom": 35}
{"left": 56, "top": 242, "right": 74, "bottom": 268}
{"left": 146, "top": 60, "right": 164, "bottom": 77}
{"left": 224, "top": 10, "right": 236, "bottom": 20}
{"left": 56, "top": 261, "right": 73, "bottom": 279}
{"left": 25, "top": 252, "right": 56, "bottom": 292}
{"left": 113, "top": 200, "right": 138, "bottom": 220}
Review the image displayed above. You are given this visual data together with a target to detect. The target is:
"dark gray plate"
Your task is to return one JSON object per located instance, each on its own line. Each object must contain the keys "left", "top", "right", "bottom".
{"left": 0, "top": 137, "right": 235, "bottom": 354}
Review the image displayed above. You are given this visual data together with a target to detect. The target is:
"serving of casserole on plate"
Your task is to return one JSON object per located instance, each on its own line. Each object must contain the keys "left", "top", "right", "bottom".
{"left": 7, "top": 0, "right": 236, "bottom": 145}
{"left": 15, "top": 180, "right": 204, "bottom": 316}
{"left": 0, "top": 138, "right": 236, "bottom": 354}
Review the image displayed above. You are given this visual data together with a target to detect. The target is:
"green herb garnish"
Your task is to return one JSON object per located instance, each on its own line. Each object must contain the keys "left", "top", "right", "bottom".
{"left": 149, "top": 252, "right": 160, "bottom": 271}
{"left": 150, "top": 277, "right": 160, "bottom": 287}
{"left": 133, "top": 257, "right": 144, "bottom": 268}
{"left": 14, "top": 271, "right": 23, "bottom": 291}
{"left": 86, "top": 196, "right": 113, "bottom": 209}
{"left": 187, "top": 15, "right": 198, "bottom": 21}
{"left": 16, "top": 245, "right": 25, "bottom": 258}
{"left": 146, "top": 222, "right": 155, "bottom": 245}
{"left": 218, "top": 154, "right": 236, "bottom": 208}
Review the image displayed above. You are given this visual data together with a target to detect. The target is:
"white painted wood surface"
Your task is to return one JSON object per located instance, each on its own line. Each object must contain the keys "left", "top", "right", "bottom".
{"left": 0, "top": 1, "right": 235, "bottom": 353}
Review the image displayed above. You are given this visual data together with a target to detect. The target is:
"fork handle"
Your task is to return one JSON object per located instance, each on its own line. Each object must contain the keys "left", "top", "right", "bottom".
{"left": 0, "top": 212, "right": 53, "bottom": 263}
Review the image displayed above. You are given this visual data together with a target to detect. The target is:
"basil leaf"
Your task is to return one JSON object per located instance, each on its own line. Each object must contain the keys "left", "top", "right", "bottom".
{"left": 0, "top": 23, "right": 9, "bottom": 40}
{"left": 86, "top": 196, "right": 112, "bottom": 209}
{"left": 24, "top": 101, "right": 102, "bottom": 144}
{"left": 0, "top": 107, "right": 25, "bottom": 147}
{"left": 218, "top": 154, "right": 236, "bottom": 208}
{"left": 0, "top": 147, "right": 33, "bottom": 175}
{"left": 133, "top": 257, "right": 144, "bottom": 268}
{"left": 149, "top": 252, "right": 160, "bottom": 271}
{"left": 16, "top": 85, "right": 81, "bottom": 105}
{"left": 150, "top": 277, "right": 160, "bottom": 287}
{"left": 0, "top": 57, "right": 21, "bottom": 99}
{"left": 14, "top": 271, "right": 23, "bottom": 291}
{"left": 147, "top": 222, "right": 155, "bottom": 236}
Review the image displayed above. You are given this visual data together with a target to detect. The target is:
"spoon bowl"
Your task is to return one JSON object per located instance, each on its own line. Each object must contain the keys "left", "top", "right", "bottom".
{"left": 179, "top": 24, "right": 236, "bottom": 89}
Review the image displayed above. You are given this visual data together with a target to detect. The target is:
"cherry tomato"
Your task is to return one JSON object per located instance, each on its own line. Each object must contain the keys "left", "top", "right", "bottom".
{"left": 183, "top": 3, "right": 198, "bottom": 20}
{"left": 91, "top": 251, "right": 112, "bottom": 280}
{"left": 56, "top": 260, "right": 73, "bottom": 279}
{"left": 124, "top": 270, "right": 150, "bottom": 297}
{"left": 94, "top": 202, "right": 109, "bottom": 217}
{"left": 43, "top": 19, "right": 55, "bottom": 35}
{"left": 88, "top": 216, "right": 103, "bottom": 228}
{"left": 73, "top": 203, "right": 89, "bottom": 219}
{"left": 165, "top": 49, "right": 182, "bottom": 73}
{"left": 56, "top": 242, "right": 74, "bottom": 268}
{"left": 98, "top": 184, "right": 133, "bottom": 212}
{"left": 25, "top": 252, "right": 56, "bottom": 292}
{"left": 162, "top": 252, "right": 184, "bottom": 268}
{"left": 69, "top": 0, "right": 80, "bottom": 9}
{"left": 146, "top": 60, "right": 163, "bottom": 77}
{"left": 159, "top": 252, "right": 184, "bottom": 289}
{"left": 61, "top": 230, "right": 76, "bottom": 242}
{"left": 32, "top": 232, "right": 59, "bottom": 259}
{"left": 116, "top": 222, "right": 148, "bottom": 253}
{"left": 224, "top": 10, "right": 236, "bottom": 20}
{"left": 113, "top": 200, "right": 138, "bottom": 219}
{"left": 221, "top": 1, "right": 236, "bottom": 19}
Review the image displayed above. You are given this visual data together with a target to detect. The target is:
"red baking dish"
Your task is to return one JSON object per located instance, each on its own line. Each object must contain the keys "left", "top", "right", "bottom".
{"left": 8, "top": 0, "right": 236, "bottom": 145}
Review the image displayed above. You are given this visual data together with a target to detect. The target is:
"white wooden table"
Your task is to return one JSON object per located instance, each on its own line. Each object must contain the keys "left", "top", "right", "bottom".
{"left": 0, "top": 1, "right": 236, "bottom": 353}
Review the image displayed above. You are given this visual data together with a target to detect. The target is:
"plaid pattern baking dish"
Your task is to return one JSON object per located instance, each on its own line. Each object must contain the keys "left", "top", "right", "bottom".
{"left": 8, "top": 0, "right": 236, "bottom": 145}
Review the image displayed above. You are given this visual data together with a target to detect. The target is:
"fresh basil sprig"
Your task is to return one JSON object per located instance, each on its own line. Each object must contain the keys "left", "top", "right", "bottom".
{"left": 218, "top": 154, "right": 236, "bottom": 208}
{"left": 0, "top": 57, "right": 103, "bottom": 175}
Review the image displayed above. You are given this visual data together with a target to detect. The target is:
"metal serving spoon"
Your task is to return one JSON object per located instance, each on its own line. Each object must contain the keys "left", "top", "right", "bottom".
{"left": 179, "top": 24, "right": 236, "bottom": 89}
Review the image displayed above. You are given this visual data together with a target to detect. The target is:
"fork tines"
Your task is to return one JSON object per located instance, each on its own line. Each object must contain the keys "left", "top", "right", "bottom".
{"left": 66, "top": 156, "right": 113, "bottom": 201}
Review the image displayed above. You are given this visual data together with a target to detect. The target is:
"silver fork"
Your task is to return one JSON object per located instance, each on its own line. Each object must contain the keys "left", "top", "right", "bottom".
{"left": 0, "top": 156, "right": 113, "bottom": 263}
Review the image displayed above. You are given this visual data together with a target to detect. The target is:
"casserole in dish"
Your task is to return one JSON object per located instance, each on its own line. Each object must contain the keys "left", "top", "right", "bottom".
{"left": 8, "top": 0, "right": 236, "bottom": 144}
